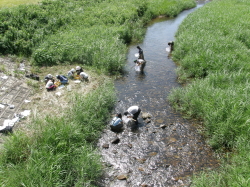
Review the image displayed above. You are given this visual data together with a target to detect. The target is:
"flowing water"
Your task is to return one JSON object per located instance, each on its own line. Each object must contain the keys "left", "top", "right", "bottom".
{"left": 98, "top": 1, "right": 219, "bottom": 186}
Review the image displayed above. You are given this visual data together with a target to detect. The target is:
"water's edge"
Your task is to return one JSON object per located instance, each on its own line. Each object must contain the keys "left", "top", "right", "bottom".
{"left": 98, "top": 1, "right": 219, "bottom": 186}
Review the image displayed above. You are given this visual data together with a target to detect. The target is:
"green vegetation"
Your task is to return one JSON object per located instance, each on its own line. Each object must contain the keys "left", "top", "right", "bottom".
{"left": 0, "top": 0, "right": 196, "bottom": 186}
{"left": 169, "top": 0, "right": 250, "bottom": 186}
{"left": 0, "top": 81, "right": 116, "bottom": 186}
{"left": 0, "top": 0, "right": 195, "bottom": 74}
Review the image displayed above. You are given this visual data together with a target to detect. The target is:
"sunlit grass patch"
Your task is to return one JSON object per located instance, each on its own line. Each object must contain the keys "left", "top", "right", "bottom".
{"left": 169, "top": 0, "right": 250, "bottom": 186}
{"left": 0, "top": 0, "right": 40, "bottom": 8}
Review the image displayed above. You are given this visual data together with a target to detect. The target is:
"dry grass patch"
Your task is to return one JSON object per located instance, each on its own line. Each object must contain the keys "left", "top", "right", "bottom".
{"left": 15, "top": 63, "right": 113, "bottom": 132}
{"left": 0, "top": 0, "right": 40, "bottom": 8}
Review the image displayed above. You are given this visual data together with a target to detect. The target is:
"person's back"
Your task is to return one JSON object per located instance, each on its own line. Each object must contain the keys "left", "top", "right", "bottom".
{"left": 67, "top": 69, "right": 75, "bottom": 79}
{"left": 80, "top": 72, "right": 89, "bottom": 81}
{"left": 110, "top": 113, "right": 123, "bottom": 132}
{"left": 137, "top": 46, "right": 144, "bottom": 60}
{"left": 124, "top": 105, "right": 141, "bottom": 122}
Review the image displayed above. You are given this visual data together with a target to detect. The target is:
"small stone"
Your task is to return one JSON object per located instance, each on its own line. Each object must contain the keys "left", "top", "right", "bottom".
{"left": 148, "top": 152, "right": 157, "bottom": 156}
{"left": 165, "top": 164, "right": 170, "bottom": 168}
{"left": 127, "top": 143, "right": 132, "bottom": 149}
{"left": 141, "top": 184, "right": 149, "bottom": 187}
{"left": 117, "top": 174, "right": 128, "bottom": 180}
{"left": 137, "top": 158, "right": 147, "bottom": 164}
{"left": 160, "top": 124, "right": 167, "bottom": 129}
{"left": 102, "top": 144, "right": 109, "bottom": 149}
{"left": 111, "top": 137, "right": 120, "bottom": 144}
{"left": 145, "top": 119, "right": 151, "bottom": 123}
{"left": 156, "top": 119, "right": 164, "bottom": 123}
{"left": 169, "top": 137, "right": 177, "bottom": 143}
{"left": 112, "top": 150, "right": 118, "bottom": 154}
{"left": 142, "top": 112, "right": 151, "bottom": 119}
{"left": 138, "top": 167, "right": 144, "bottom": 171}
{"left": 105, "top": 163, "right": 113, "bottom": 167}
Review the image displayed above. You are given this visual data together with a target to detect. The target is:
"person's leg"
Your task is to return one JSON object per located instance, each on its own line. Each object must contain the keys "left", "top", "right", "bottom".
{"left": 61, "top": 80, "right": 68, "bottom": 84}
{"left": 133, "top": 108, "right": 141, "bottom": 120}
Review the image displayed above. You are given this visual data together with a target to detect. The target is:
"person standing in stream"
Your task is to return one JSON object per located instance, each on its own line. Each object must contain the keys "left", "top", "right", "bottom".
{"left": 137, "top": 46, "right": 144, "bottom": 60}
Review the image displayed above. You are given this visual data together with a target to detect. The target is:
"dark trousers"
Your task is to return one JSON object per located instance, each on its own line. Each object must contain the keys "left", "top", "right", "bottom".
{"left": 133, "top": 108, "right": 141, "bottom": 120}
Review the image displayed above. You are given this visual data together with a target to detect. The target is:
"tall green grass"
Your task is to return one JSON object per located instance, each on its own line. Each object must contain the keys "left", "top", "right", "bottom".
{"left": 0, "top": 0, "right": 197, "bottom": 186}
{"left": 0, "top": 0, "right": 195, "bottom": 74}
{"left": 169, "top": 0, "right": 250, "bottom": 186}
{"left": 0, "top": 80, "right": 116, "bottom": 186}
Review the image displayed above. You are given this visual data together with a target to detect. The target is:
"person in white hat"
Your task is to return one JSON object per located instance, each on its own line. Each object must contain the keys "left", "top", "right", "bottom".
{"left": 44, "top": 74, "right": 54, "bottom": 84}
{"left": 76, "top": 66, "right": 83, "bottom": 75}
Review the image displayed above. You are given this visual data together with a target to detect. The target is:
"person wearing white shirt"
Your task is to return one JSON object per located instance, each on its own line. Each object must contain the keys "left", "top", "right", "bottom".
{"left": 80, "top": 72, "right": 89, "bottom": 81}
{"left": 124, "top": 105, "right": 141, "bottom": 121}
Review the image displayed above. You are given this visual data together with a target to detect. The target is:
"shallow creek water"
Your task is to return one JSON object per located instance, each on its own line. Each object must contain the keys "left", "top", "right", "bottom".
{"left": 98, "top": 1, "right": 219, "bottom": 186}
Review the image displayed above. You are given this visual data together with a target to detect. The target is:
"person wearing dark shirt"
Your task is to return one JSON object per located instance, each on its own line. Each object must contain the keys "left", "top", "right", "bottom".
{"left": 137, "top": 46, "right": 144, "bottom": 60}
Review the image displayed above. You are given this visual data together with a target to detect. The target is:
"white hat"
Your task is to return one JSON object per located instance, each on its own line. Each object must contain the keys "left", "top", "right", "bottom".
{"left": 48, "top": 74, "right": 52, "bottom": 78}
{"left": 71, "top": 68, "right": 76, "bottom": 73}
{"left": 76, "top": 66, "right": 81, "bottom": 70}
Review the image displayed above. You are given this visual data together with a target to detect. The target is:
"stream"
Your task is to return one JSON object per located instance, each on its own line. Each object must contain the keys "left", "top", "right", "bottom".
{"left": 98, "top": 1, "right": 219, "bottom": 186}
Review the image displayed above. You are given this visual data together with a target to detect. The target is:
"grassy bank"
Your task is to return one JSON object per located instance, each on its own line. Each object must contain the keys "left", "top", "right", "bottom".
{"left": 0, "top": 0, "right": 195, "bottom": 74}
{"left": 169, "top": 0, "right": 250, "bottom": 186}
{"left": 0, "top": 80, "right": 116, "bottom": 186}
{"left": 0, "top": 0, "right": 196, "bottom": 186}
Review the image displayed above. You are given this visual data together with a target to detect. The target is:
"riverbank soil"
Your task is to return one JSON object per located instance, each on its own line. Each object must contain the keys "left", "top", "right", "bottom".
{"left": 0, "top": 56, "right": 106, "bottom": 146}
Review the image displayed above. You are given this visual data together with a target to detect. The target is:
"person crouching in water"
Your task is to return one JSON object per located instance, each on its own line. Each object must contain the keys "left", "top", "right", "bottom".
{"left": 124, "top": 105, "right": 141, "bottom": 123}
{"left": 56, "top": 75, "right": 68, "bottom": 85}
{"left": 110, "top": 113, "right": 123, "bottom": 132}
{"left": 80, "top": 71, "right": 89, "bottom": 82}
{"left": 45, "top": 80, "right": 56, "bottom": 91}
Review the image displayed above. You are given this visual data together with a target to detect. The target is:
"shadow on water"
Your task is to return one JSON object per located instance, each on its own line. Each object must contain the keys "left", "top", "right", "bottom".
{"left": 98, "top": 1, "right": 219, "bottom": 186}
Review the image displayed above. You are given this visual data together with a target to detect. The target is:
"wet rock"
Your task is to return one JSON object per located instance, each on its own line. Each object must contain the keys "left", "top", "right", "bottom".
{"left": 138, "top": 167, "right": 144, "bottom": 171}
{"left": 142, "top": 112, "right": 151, "bottom": 119}
{"left": 169, "top": 137, "right": 177, "bottom": 143}
{"left": 148, "top": 152, "right": 158, "bottom": 156}
{"left": 102, "top": 144, "right": 109, "bottom": 149}
{"left": 112, "top": 150, "right": 118, "bottom": 154}
{"left": 145, "top": 118, "right": 151, "bottom": 123}
{"left": 136, "top": 158, "right": 147, "bottom": 164}
{"left": 156, "top": 119, "right": 164, "bottom": 123}
{"left": 117, "top": 174, "right": 128, "bottom": 180}
{"left": 127, "top": 143, "right": 133, "bottom": 149}
{"left": 105, "top": 163, "right": 113, "bottom": 167}
{"left": 160, "top": 124, "right": 167, "bottom": 129}
{"left": 165, "top": 164, "right": 171, "bottom": 168}
{"left": 111, "top": 137, "right": 120, "bottom": 144}
{"left": 141, "top": 184, "right": 149, "bottom": 187}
